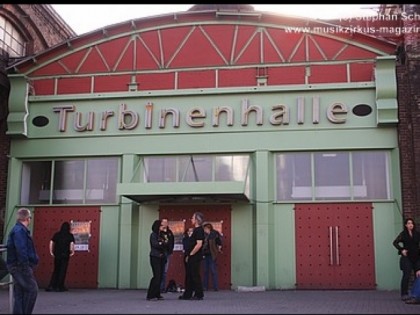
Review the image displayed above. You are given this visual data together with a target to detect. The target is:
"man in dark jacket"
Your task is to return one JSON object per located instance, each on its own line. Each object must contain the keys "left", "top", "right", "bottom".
{"left": 6, "top": 208, "right": 39, "bottom": 314}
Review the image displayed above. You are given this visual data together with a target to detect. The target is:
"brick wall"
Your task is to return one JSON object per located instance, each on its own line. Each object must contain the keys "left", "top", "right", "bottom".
{"left": 396, "top": 4, "right": 420, "bottom": 222}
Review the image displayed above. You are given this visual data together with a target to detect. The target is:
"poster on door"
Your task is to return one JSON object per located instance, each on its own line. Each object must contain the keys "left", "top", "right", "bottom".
{"left": 71, "top": 220, "right": 92, "bottom": 251}
{"left": 169, "top": 220, "right": 186, "bottom": 251}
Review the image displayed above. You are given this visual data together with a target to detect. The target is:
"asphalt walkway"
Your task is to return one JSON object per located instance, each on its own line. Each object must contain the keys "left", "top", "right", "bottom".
{"left": 1, "top": 287, "right": 420, "bottom": 314}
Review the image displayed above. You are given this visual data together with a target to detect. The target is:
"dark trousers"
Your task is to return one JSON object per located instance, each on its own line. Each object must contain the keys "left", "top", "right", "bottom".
{"left": 400, "top": 255, "right": 416, "bottom": 296}
{"left": 8, "top": 265, "right": 38, "bottom": 314}
{"left": 0, "top": 256, "right": 9, "bottom": 281}
{"left": 203, "top": 254, "right": 218, "bottom": 290}
{"left": 183, "top": 257, "right": 204, "bottom": 299}
{"left": 48, "top": 256, "right": 70, "bottom": 290}
{"left": 147, "top": 255, "right": 165, "bottom": 299}
{"left": 183, "top": 256, "right": 188, "bottom": 289}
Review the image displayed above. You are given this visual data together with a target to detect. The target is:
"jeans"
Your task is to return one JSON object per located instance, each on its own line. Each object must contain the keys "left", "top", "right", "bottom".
{"left": 160, "top": 254, "right": 171, "bottom": 292}
{"left": 8, "top": 265, "right": 38, "bottom": 314}
{"left": 400, "top": 255, "right": 416, "bottom": 296}
{"left": 203, "top": 254, "right": 218, "bottom": 290}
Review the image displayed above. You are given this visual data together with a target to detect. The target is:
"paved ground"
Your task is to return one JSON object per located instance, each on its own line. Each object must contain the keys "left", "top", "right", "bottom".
{"left": 0, "top": 287, "right": 419, "bottom": 314}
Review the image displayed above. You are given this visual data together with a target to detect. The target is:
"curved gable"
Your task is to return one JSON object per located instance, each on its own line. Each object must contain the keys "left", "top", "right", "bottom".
{"left": 9, "top": 10, "right": 396, "bottom": 96}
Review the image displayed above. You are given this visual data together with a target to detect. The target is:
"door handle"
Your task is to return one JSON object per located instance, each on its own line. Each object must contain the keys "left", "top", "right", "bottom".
{"left": 329, "top": 226, "right": 333, "bottom": 265}
{"left": 335, "top": 226, "right": 340, "bottom": 266}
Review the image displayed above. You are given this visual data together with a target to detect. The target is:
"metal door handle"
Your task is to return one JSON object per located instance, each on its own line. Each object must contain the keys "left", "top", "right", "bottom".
{"left": 335, "top": 226, "right": 340, "bottom": 266}
{"left": 329, "top": 226, "right": 333, "bottom": 265}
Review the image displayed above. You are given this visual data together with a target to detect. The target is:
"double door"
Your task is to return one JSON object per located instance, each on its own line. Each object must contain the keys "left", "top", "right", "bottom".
{"left": 295, "top": 203, "right": 376, "bottom": 289}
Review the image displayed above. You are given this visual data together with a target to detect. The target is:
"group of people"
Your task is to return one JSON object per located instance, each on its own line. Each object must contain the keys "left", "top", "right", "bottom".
{"left": 393, "top": 217, "right": 420, "bottom": 304}
{"left": 6, "top": 207, "right": 420, "bottom": 311}
{"left": 147, "top": 211, "right": 223, "bottom": 301}
{"left": 6, "top": 208, "right": 75, "bottom": 314}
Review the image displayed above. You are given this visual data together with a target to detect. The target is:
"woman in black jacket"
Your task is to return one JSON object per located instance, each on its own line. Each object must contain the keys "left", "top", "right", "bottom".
{"left": 392, "top": 217, "right": 420, "bottom": 301}
{"left": 146, "top": 219, "right": 167, "bottom": 301}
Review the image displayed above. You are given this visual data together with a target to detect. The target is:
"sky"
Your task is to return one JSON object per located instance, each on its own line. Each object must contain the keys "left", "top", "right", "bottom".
{"left": 52, "top": 4, "right": 380, "bottom": 35}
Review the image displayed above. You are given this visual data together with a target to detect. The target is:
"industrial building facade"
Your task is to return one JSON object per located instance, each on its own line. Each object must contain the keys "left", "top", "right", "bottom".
{"left": 2, "top": 5, "right": 412, "bottom": 290}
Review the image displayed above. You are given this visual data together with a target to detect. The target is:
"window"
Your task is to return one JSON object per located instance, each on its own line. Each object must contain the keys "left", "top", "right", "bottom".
{"left": 21, "top": 158, "right": 119, "bottom": 205}
{"left": 143, "top": 154, "right": 250, "bottom": 183}
{"left": 276, "top": 151, "right": 391, "bottom": 201}
{"left": 0, "top": 16, "right": 26, "bottom": 57}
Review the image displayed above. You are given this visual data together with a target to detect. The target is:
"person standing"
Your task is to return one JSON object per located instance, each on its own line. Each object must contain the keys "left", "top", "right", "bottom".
{"left": 202, "top": 222, "right": 223, "bottom": 291}
{"left": 146, "top": 219, "right": 167, "bottom": 301}
{"left": 45, "top": 221, "right": 75, "bottom": 292}
{"left": 392, "top": 217, "right": 420, "bottom": 301}
{"left": 6, "top": 208, "right": 39, "bottom": 314}
{"left": 179, "top": 212, "right": 205, "bottom": 301}
{"left": 181, "top": 227, "right": 194, "bottom": 290}
{"left": 159, "top": 218, "right": 175, "bottom": 293}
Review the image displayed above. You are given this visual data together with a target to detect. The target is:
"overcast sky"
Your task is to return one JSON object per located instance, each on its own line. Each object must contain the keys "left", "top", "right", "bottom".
{"left": 52, "top": 4, "right": 380, "bottom": 35}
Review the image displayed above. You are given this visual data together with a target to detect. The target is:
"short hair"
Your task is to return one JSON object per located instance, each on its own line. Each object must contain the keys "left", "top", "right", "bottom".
{"left": 203, "top": 222, "right": 213, "bottom": 230}
{"left": 16, "top": 208, "right": 31, "bottom": 222}
{"left": 193, "top": 212, "right": 204, "bottom": 225}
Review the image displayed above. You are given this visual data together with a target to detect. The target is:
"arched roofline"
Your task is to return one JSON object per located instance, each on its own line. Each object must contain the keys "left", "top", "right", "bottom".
{"left": 8, "top": 8, "right": 397, "bottom": 75}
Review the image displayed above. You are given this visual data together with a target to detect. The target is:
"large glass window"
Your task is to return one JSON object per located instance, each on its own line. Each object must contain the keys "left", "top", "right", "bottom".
{"left": 53, "top": 160, "right": 85, "bottom": 204}
{"left": 143, "top": 154, "right": 250, "bottom": 183}
{"left": 314, "top": 152, "right": 350, "bottom": 200}
{"left": 21, "top": 158, "right": 119, "bottom": 205}
{"left": 86, "top": 158, "right": 118, "bottom": 203}
{"left": 276, "top": 151, "right": 391, "bottom": 201}
{"left": 21, "top": 161, "right": 52, "bottom": 204}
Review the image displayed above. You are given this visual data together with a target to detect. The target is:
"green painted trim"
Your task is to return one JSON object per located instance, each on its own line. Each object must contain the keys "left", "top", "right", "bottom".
{"left": 17, "top": 79, "right": 376, "bottom": 102}
{"left": 117, "top": 181, "right": 247, "bottom": 197}
{"left": 375, "top": 56, "right": 398, "bottom": 125}
{"left": 6, "top": 76, "right": 29, "bottom": 137}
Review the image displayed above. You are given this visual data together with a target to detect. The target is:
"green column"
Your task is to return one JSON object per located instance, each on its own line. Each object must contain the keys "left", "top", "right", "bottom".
{"left": 117, "top": 154, "right": 137, "bottom": 288}
{"left": 254, "top": 150, "right": 275, "bottom": 288}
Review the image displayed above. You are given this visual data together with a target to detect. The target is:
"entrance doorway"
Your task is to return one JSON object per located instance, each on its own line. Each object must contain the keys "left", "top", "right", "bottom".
{"left": 159, "top": 204, "right": 231, "bottom": 290}
{"left": 295, "top": 203, "right": 376, "bottom": 289}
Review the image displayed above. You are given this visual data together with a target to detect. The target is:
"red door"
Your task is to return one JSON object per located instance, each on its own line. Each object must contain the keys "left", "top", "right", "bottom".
{"left": 32, "top": 206, "right": 101, "bottom": 289}
{"left": 295, "top": 203, "right": 376, "bottom": 289}
{"left": 159, "top": 204, "right": 231, "bottom": 290}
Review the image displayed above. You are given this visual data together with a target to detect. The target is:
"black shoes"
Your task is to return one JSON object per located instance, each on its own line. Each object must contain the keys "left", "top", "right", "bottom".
{"left": 191, "top": 296, "right": 203, "bottom": 300}
{"left": 178, "top": 295, "right": 190, "bottom": 300}
{"left": 146, "top": 296, "right": 164, "bottom": 301}
{"left": 178, "top": 295, "right": 203, "bottom": 300}
{"left": 405, "top": 298, "right": 420, "bottom": 304}
{"left": 45, "top": 286, "right": 68, "bottom": 292}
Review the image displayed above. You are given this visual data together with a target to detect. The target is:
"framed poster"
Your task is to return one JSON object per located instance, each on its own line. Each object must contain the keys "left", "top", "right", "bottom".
{"left": 169, "top": 220, "right": 186, "bottom": 251}
{"left": 70, "top": 220, "right": 92, "bottom": 252}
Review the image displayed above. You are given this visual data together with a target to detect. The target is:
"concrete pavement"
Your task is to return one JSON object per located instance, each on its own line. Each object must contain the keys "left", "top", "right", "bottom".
{"left": 0, "top": 287, "right": 419, "bottom": 314}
